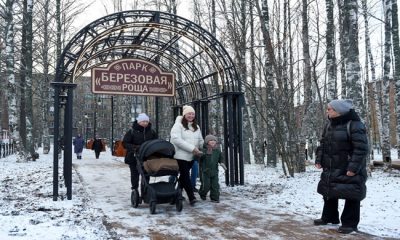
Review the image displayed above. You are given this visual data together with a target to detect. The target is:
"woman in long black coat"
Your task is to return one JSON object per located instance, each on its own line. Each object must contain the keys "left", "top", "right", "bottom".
{"left": 92, "top": 137, "right": 104, "bottom": 159}
{"left": 314, "top": 99, "right": 368, "bottom": 234}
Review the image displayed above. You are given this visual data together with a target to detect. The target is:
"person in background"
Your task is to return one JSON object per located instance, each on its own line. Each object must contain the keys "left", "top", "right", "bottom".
{"left": 123, "top": 113, "right": 157, "bottom": 192}
{"left": 92, "top": 137, "right": 104, "bottom": 159}
{"left": 314, "top": 99, "right": 368, "bottom": 234}
{"left": 198, "top": 134, "right": 223, "bottom": 203}
{"left": 170, "top": 105, "right": 204, "bottom": 206}
{"left": 73, "top": 134, "right": 85, "bottom": 159}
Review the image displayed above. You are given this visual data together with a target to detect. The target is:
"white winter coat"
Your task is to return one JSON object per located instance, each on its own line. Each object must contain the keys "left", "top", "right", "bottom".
{"left": 170, "top": 116, "right": 204, "bottom": 161}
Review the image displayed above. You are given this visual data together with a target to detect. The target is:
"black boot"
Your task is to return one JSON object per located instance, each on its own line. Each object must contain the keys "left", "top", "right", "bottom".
{"left": 338, "top": 226, "right": 358, "bottom": 234}
{"left": 314, "top": 219, "right": 340, "bottom": 225}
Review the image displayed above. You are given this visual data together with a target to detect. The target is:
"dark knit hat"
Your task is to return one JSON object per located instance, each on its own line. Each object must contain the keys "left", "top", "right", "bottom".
{"left": 204, "top": 135, "right": 217, "bottom": 143}
{"left": 328, "top": 99, "right": 353, "bottom": 115}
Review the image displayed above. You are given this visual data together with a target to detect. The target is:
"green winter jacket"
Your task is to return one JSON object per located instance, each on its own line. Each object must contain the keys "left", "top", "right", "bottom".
{"left": 199, "top": 147, "right": 223, "bottom": 176}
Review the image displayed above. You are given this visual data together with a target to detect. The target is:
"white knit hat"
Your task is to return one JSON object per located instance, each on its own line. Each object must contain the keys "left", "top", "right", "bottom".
{"left": 136, "top": 113, "right": 150, "bottom": 122}
{"left": 182, "top": 105, "right": 195, "bottom": 116}
{"left": 328, "top": 99, "right": 353, "bottom": 115}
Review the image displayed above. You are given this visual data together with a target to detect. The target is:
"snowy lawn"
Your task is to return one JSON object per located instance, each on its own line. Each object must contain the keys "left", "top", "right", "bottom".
{"left": 0, "top": 147, "right": 399, "bottom": 239}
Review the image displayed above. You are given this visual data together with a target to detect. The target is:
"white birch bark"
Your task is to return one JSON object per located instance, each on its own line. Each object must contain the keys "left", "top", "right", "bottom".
{"left": 343, "top": 0, "right": 364, "bottom": 113}
{"left": 391, "top": 0, "right": 400, "bottom": 159}
{"left": 361, "top": 0, "right": 381, "bottom": 161}
{"left": 326, "top": 0, "right": 337, "bottom": 101}
{"left": 381, "top": 0, "right": 392, "bottom": 161}
{"left": 5, "top": 0, "right": 27, "bottom": 162}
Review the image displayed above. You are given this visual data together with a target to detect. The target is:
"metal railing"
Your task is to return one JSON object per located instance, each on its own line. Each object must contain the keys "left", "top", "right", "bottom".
{"left": 0, "top": 143, "right": 16, "bottom": 158}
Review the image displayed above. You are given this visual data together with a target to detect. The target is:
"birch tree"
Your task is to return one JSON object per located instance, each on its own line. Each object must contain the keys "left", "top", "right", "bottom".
{"left": 361, "top": 0, "right": 381, "bottom": 159}
{"left": 5, "top": 0, "right": 27, "bottom": 161}
{"left": 297, "top": 0, "right": 312, "bottom": 173}
{"left": 381, "top": 0, "right": 392, "bottom": 162}
{"left": 342, "top": 0, "right": 364, "bottom": 112}
{"left": 20, "top": 0, "right": 35, "bottom": 157}
{"left": 248, "top": 0, "right": 264, "bottom": 163}
{"left": 392, "top": 0, "right": 400, "bottom": 159}
{"left": 37, "top": 0, "right": 52, "bottom": 153}
{"left": 256, "top": 0, "right": 277, "bottom": 168}
{"left": 325, "top": 0, "right": 337, "bottom": 101}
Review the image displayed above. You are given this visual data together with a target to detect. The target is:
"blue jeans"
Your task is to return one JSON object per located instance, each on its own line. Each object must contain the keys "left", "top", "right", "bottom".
{"left": 190, "top": 160, "right": 199, "bottom": 189}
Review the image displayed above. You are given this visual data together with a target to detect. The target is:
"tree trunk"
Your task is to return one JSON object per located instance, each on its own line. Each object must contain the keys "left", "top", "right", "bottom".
{"left": 257, "top": 0, "right": 277, "bottom": 167}
{"left": 381, "top": 0, "right": 392, "bottom": 162}
{"left": 391, "top": 0, "right": 400, "bottom": 159}
{"left": 298, "top": 0, "right": 312, "bottom": 173}
{"left": 326, "top": 0, "right": 337, "bottom": 101}
{"left": 42, "top": 0, "right": 51, "bottom": 154}
{"left": 361, "top": 0, "right": 379, "bottom": 161}
{"left": 6, "top": 0, "right": 26, "bottom": 162}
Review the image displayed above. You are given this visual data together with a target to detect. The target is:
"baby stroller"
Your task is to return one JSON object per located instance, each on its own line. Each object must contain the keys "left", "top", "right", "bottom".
{"left": 131, "top": 139, "right": 183, "bottom": 214}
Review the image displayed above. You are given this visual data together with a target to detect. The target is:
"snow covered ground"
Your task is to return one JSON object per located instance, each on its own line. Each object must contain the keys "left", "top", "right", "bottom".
{"left": 0, "top": 147, "right": 399, "bottom": 239}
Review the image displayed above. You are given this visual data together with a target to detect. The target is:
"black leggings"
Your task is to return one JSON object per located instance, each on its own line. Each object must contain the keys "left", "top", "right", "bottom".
{"left": 176, "top": 159, "right": 195, "bottom": 201}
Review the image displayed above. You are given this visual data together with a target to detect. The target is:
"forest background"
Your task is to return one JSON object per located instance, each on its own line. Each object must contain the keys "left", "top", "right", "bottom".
{"left": 0, "top": 0, "right": 399, "bottom": 176}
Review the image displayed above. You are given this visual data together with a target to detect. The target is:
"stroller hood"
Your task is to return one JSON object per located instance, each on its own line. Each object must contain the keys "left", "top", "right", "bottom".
{"left": 138, "top": 139, "right": 175, "bottom": 161}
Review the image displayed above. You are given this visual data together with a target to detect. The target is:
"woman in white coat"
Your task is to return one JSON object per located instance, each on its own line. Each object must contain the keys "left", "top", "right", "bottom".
{"left": 170, "top": 105, "right": 204, "bottom": 206}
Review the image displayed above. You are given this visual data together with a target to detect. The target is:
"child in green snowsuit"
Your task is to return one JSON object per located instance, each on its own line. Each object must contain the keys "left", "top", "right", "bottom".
{"left": 199, "top": 134, "right": 223, "bottom": 203}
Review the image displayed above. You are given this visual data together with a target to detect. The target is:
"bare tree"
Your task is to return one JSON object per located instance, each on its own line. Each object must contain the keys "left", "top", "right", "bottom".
{"left": 381, "top": 0, "right": 392, "bottom": 162}
{"left": 19, "top": 0, "right": 35, "bottom": 157}
{"left": 361, "top": 0, "right": 380, "bottom": 161}
{"left": 391, "top": 0, "right": 400, "bottom": 159}
{"left": 5, "top": 0, "right": 27, "bottom": 161}
{"left": 325, "top": 0, "right": 337, "bottom": 101}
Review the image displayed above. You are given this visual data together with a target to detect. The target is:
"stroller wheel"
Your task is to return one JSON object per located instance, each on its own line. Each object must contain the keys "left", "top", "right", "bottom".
{"left": 131, "top": 189, "right": 140, "bottom": 208}
{"left": 150, "top": 201, "right": 156, "bottom": 214}
{"left": 176, "top": 199, "right": 183, "bottom": 212}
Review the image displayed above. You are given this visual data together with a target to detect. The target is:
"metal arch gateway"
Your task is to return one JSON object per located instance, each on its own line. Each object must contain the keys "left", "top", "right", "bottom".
{"left": 51, "top": 10, "right": 244, "bottom": 200}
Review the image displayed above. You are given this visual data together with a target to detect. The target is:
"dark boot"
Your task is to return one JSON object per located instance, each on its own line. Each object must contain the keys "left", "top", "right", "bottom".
{"left": 313, "top": 219, "right": 340, "bottom": 225}
{"left": 338, "top": 226, "right": 358, "bottom": 234}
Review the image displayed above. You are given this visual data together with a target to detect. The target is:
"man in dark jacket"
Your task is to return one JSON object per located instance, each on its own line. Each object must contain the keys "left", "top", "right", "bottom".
{"left": 92, "top": 137, "right": 104, "bottom": 159}
{"left": 314, "top": 99, "right": 368, "bottom": 234}
{"left": 122, "top": 113, "right": 157, "bottom": 192}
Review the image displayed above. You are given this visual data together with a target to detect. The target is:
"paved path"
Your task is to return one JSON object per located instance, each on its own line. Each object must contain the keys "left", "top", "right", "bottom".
{"left": 73, "top": 150, "right": 389, "bottom": 240}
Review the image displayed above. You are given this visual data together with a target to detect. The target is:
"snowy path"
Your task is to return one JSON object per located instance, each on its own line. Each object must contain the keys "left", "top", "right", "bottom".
{"left": 73, "top": 149, "right": 387, "bottom": 240}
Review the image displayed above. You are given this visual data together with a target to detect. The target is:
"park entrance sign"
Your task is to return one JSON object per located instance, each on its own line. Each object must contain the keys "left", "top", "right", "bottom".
{"left": 91, "top": 59, "right": 175, "bottom": 96}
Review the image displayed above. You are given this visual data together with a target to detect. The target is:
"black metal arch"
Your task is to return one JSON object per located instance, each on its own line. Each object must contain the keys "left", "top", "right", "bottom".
{"left": 52, "top": 10, "right": 244, "bottom": 201}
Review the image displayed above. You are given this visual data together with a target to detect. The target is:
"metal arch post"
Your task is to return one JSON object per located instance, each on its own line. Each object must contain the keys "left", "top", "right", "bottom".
{"left": 64, "top": 87, "right": 75, "bottom": 200}
{"left": 222, "top": 95, "right": 229, "bottom": 186}
{"left": 51, "top": 82, "right": 77, "bottom": 201}
{"left": 227, "top": 94, "right": 236, "bottom": 187}
{"left": 52, "top": 87, "right": 61, "bottom": 201}
{"left": 111, "top": 96, "right": 114, "bottom": 156}
{"left": 155, "top": 96, "right": 159, "bottom": 134}
{"left": 236, "top": 93, "right": 245, "bottom": 185}
{"left": 231, "top": 93, "right": 244, "bottom": 185}
{"left": 200, "top": 100, "right": 209, "bottom": 136}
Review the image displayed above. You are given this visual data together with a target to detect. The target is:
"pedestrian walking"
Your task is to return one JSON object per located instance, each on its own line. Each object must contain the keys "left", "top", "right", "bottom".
{"left": 314, "top": 99, "right": 368, "bottom": 234}
{"left": 92, "top": 137, "right": 104, "bottom": 159}
{"left": 123, "top": 113, "right": 157, "bottom": 192}
{"left": 198, "top": 134, "right": 223, "bottom": 203}
{"left": 73, "top": 134, "right": 85, "bottom": 159}
{"left": 170, "top": 105, "right": 204, "bottom": 206}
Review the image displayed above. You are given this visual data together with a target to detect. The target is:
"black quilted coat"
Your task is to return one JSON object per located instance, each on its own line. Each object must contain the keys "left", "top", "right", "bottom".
{"left": 122, "top": 121, "right": 157, "bottom": 165}
{"left": 315, "top": 109, "right": 368, "bottom": 201}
